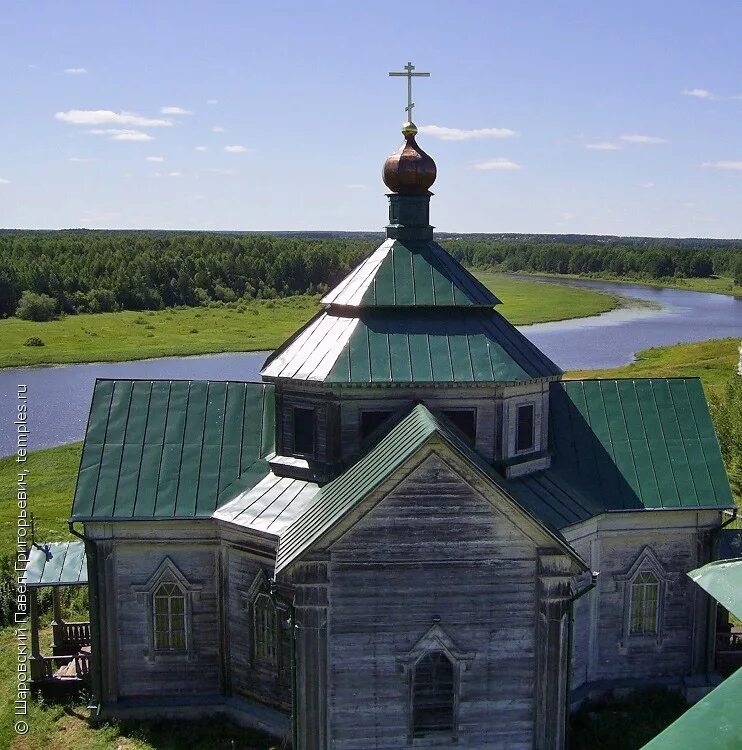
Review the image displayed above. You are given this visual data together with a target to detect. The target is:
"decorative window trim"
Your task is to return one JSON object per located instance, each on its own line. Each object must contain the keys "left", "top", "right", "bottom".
{"left": 239, "top": 569, "right": 286, "bottom": 680}
{"left": 505, "top": 397, "right": 542, "bottom": 458}
{"left": 616, "top": 547, "right": 671, "bottom": 650}
{"left": 131, "top": 557, "right": 202, "bottom": 662}
{"left": 398, "top": 622, "right": 474, "bottom": 744}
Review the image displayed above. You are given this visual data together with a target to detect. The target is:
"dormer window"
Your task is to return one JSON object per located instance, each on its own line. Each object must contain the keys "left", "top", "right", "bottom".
{"left": 293, "top": 406, "right": 315, "bottom": 456}
{"left": 515, "top": 404, "right": 535, "bottom": 453}
{"left": 361, "top": 410, "right": 393, "bottom": 441}
{"left": 441, "top": 409, "right": 476, "bottom": 444}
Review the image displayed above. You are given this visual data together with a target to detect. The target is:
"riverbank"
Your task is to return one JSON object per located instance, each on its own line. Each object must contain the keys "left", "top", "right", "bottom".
{"left": 500, "top": 270, "right": 742, "bottom": 298}
{"left": 566, "top": 337, "right": 739, "bottom": 394}
{"left": 0, "top": 274, "right": 616, "bottom": 369}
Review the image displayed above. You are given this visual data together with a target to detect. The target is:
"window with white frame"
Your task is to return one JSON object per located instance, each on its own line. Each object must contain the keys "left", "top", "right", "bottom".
{"left": 630, "top": 571, "right": 659, "bottom": 635}
{"left": 253, "top": 592, "right": 278, "bottom": 665}
{"left": 153, "top": 581, "right": 187, "bottom": 651}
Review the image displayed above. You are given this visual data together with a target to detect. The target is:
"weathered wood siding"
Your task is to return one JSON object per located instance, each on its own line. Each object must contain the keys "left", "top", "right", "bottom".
{"left": 565, "top": 513, "right": 718, "bottom": 689}
{"left": 113, "top": 542, "right": 222, "bottom": 698}
{"left": 224, "top": 543, "right": 291, "bottom": 709}
{"left": 325, "top": 454, "right": 543, "bottom": 750}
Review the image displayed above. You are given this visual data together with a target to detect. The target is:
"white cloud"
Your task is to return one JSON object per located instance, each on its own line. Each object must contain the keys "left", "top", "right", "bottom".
{"left": 642, "top": 181, "right": 655, "bottom": 188}
{"left": 419, "top": 124, "right": 517, "bottom": 141}
{"left": 346, "top": 184, "right": 368, "bottom": 190}
{"left": 586, "top": 142, "right": 621, "bottom": 151}
{"left": 55, "top": 110, "right": 173, "bottom": 127}
{"left": 146, "top": 156, "right": 164, "bottom": 162}
{"left": 619, "top": 134, "right": 667, "bottom": 144}
{"left": 473, "top": 158, "right": 522, "bottom": 171}
{"left": 69, "top": 157, "right": 96, "bottom": 162}
{"left": 211, "top": 125, "right": 225, "bottom": 133}
{"left": 168, "top": 171, "right": 182, "bottom": 177}
{"left": 207, "top": 99, "right": 218, "bottom": 105}
{"left": 89, "top": 128, "right": 154, "bottom": 141}
{"left": 160, "top": 106, "right": 193, "bottom": 115}
{"left": 682, "top": 88, "right": 716, "bottom": 100}
{"left": 560, "top": 212, "right": 576, "bottom": 221}
{"left": 194, "top": 146, "right": 207, "bottom": 152}
{"left": 701, "top": 160, "right": 742, "bottom": 171}
{"left": 64, "top": 67, "right": 87, "bottom": 75}
{"left": 224, "top": 145, "right": 250, "bottom": 153}
{"left": 204, "top": 167, "right": 237, "bottom": 176}
{"left": 0, "top": 178, "right": 10, "bottom": 184}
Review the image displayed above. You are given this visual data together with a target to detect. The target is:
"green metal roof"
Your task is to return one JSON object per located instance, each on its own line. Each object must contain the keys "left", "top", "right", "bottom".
{"left": 71, "top": 379, "right": 275, "bottom": 520}
{"left": 25, "top": 542, "right": 87, "bottom": 588}
{"left": 320, "top": 238, "right": 500, "bottom": 308}
{"left": 275, "top": 403, "right": 584, "bottom": 574}
{"left": 641, "top": 559, "right": 742, "bottom": 750}
{"left": 688, "top": 558, "right": 742, "bottom": 619}
{"left": 261, "top": 309, "right": 561, "bottom": 383}
{"left": 507, "top": 378, "right": 734, "bottom": 527}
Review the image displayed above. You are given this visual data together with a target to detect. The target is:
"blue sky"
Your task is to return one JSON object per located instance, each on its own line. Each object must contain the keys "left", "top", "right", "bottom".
{"left": 3, "top": 1, "right": 742, "bottom": 236}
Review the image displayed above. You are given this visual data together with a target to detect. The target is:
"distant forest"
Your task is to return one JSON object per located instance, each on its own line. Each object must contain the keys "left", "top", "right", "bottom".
{"left": 1, "top": 230, "right": 741, "bottom": 317}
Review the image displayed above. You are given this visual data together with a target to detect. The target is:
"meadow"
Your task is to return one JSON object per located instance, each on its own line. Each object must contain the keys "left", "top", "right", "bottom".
{"left": 0, "top": 274, "right": 616, "bottom": 368}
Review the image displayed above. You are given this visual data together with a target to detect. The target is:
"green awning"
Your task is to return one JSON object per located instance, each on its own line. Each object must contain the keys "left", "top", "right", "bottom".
{"left": 25, "top": 542, "right": 87, "bottom": 588}
{"left": 641, "top": 559, "right": 742, "bottom": 749}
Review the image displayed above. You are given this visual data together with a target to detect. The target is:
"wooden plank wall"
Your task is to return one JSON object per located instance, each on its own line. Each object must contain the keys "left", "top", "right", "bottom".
{"left": 323, "top": 454, "right": 543, "bottom": 750}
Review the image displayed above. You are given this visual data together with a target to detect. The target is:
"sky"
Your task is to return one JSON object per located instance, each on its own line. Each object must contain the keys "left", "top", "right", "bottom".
{"left": 2, "top": 1, "right": 742, "bottom": 237}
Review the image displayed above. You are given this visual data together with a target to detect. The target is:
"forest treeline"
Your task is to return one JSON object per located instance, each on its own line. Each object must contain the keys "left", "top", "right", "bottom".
{"left": 1, "top": 231, "right": 741, "bottom": 317}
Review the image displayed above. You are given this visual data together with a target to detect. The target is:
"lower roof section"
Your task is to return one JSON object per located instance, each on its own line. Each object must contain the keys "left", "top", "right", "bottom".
{"left": 26, "top": 542, "right": 87, "bottom": 588}
{"left": 71, "top": 379, "right": 275, "bottom": 520}
{"left": 507, "top": 378, "right": 734, "bottom": 528}
{"left": 261, "top": 309, "right": 561, "bottom": 384}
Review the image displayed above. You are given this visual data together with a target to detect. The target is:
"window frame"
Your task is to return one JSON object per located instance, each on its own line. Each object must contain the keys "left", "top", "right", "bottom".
{"left": 439, "top": 408, "right": 477, "bottom": 445}
{"left": 131, "top": 557, "right": 201, "bottom": 662}
{"left": 411, "top": 650, "right": 456, "bottom": 738}
{"left": 515, "top": 402, "right": 536, "bottom": 454}
{"left": 292, "top": 406, "right": 316, "bottom": 457}
{"left": 252, "top": 591, "right": 279, "bottom": 667}
{"left": 629, "top": 570, "right": 660, "bottom": 636}
{"left": 152, "top": 581, "right": 188, "bottom": 653}
{"left": 359, "top": 409, "right": 394, "bottom": 443}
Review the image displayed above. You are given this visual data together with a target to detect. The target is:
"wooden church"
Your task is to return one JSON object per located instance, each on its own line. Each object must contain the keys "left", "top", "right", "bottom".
{"left": 66, "top": 71, "right": 734, "bottom": 749}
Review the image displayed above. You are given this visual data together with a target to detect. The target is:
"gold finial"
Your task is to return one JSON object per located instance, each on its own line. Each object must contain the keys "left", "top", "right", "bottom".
{"left": 389, "top": 61, "right": 430, "bottom": 132}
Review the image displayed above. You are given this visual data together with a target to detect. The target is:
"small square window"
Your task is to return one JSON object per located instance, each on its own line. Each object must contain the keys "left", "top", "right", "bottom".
{"left": 293, "top": 407, "right": 315, "bottom": 456}
{"left": 515, "top": 404, "right": 535, "bottom": 452}
{"left": 441, "top": 409, "right": 476, "bottom": 444}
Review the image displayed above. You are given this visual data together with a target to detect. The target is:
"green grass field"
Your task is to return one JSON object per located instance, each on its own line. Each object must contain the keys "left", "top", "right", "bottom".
{"left": 566, "top": 337, "right": 739, "bottom": 395}
{"left": 0, "top": 274, "right": 616, "bottom": 369}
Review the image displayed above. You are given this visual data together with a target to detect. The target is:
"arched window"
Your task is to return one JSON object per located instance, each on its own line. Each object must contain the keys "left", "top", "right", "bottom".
{"left": 412, "top": 651, "right": 455, "bottom": 736}
{"left": 253, "top": 593, "right": 278, "bottom": 665}
{"left": 153, "top": 581, "right": 186, "bottom": 651}
{"left": 630, "top": 571, "right": 659, "bottom": 635}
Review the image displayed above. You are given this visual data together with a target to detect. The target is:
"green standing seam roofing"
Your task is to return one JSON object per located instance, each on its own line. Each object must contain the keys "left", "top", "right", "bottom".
{"left": 275, "top": 403, "right": 586, "bottom": 574}
{"left": 25, "top": 542, "right": 88, "bottom": 587}
{"left": 261, "top": 309, "right": 561, "bottom": 383}
{"left": 71, "top": 379, "right": 275, "bottom": 520}
{"left": 641, "top": 558, "right": 742, "bottom": 750}
{"left": 507, "top": 378, "right": 734, "bottom": 527}
{"left": 320, "top": 239, "right": 501, "bottom": 308}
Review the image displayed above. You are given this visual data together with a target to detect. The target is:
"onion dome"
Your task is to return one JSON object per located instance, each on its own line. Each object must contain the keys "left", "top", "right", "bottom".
{"left": 382, "top": 121, "right": 437, "bottom": 194}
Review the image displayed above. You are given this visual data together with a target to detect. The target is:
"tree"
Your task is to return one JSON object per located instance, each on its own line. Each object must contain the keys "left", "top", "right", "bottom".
{"left": 15, "top": 291, "right": 59, "bottom": 321}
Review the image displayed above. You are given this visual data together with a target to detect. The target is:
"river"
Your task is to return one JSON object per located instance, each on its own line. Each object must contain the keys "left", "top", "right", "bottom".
{"left": 1, "top": 278, "right": 740, "bottom": 456}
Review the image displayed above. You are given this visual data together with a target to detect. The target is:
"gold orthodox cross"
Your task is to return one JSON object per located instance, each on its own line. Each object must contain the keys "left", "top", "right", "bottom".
{"left": 389, "top": 62, "right": 430, "bottom": 122}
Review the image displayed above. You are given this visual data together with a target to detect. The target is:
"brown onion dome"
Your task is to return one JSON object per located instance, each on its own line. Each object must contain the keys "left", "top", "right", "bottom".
{"left": 382, "top": 121, "right": 437, "bottom": 194}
